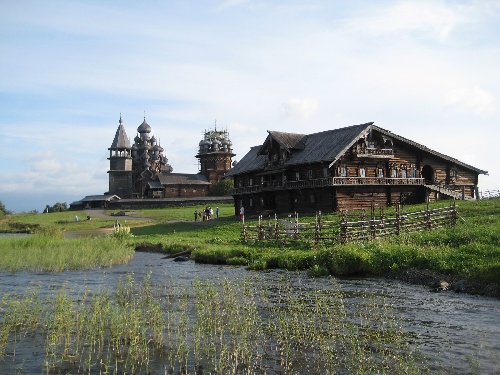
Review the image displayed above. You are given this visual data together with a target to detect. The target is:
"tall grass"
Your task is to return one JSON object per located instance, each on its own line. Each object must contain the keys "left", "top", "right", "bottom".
{"left": 0, "top": 234, "right": 134, "bottom": 272}
{"left": 0, "top": 273, "right": 432, "bottom": 374}
{"left": 1, "top": 200, "right": 499, "bottom": 284}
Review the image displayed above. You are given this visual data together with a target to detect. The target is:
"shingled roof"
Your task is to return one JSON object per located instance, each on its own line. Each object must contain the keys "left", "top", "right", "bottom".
{"left": 226, "top": 122, "right": 488, "bottom": 176}
{"left": 226, "top": 146, "right": 267, "bottom": 176}
{"left": 110, "top": 118, "right": 131, "bottom": 149}
{"left": 157, "top": 172, "right": 211, "bottom": 185}
{"left": 259, "top": 131, "right": 307, "bottom": 154}
{"left": 371, "top": 125, "right": 488, "bottom": 175}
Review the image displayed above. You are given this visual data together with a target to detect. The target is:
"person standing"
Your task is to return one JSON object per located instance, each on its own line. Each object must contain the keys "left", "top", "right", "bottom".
{"left": 239, "top": 206, "right": 244, "bottom": 220}
{"left": 194, "top": 210, "right": 198, "bottom": 221}
{"left": 216, "top": 207, "right": 220, "bottom": 218}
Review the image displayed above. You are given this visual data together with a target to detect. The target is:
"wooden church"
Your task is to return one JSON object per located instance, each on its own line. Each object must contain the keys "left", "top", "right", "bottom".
{"left": 226, "top": 122, "right": 487, "bottom": 215}
{"left": 107, "top": 116, "right": 235, "bottom": 199}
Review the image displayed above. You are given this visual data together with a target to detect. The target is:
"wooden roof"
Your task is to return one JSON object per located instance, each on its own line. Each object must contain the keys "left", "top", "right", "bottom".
{"left": 258, "top": 131, "right": 307, "bottom": 154}
{"left": 157, "top": 172, "right": 211, "bottom": 185}
{"left": 227, "top": 122, "right": 488, "bottom": 176}
{"left": 226, "top": 146, "right": 267, "bottom": 176}
{"left": 371, "top": 125, "right": 488, "bottom": 175}
{"left": 110, "top": 121, "right": 131, "bottom": 149}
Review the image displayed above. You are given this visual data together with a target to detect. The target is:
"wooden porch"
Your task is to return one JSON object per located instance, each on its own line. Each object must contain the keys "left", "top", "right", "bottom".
{"left": 232, "top": 177, "right": 425, "bottom": 194}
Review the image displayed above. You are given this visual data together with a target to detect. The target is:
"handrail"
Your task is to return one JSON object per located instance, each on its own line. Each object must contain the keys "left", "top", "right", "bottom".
{"left": 231, "top": 177, "right": 425, "bottom": 194}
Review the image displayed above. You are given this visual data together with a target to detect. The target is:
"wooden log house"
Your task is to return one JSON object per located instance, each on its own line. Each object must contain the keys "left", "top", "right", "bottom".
{"left": 226, "top": 122, "right": 487, "bottom": 215}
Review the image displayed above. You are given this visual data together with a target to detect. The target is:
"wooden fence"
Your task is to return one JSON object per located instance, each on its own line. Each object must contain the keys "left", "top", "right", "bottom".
{"left": 241, "top": 203, "right": 458, "bottom": 245}
{"left": 480, "top": 189, "right": 500, "bottom": 199}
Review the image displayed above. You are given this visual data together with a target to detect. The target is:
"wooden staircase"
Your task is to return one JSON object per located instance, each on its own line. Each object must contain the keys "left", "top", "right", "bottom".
{"left": 424, "top": 184, "right": 475, "bottom": 201}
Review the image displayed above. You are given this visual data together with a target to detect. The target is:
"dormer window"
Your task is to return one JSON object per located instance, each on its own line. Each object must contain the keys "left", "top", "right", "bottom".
{"left": 340, "top": 165, "right": 347, "bottom": 177}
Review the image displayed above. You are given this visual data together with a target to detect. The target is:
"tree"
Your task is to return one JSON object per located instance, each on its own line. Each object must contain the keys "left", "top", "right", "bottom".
{"left": 46, "top": 202, "right": 68, "bottom": 213}
{"left": 0, "top": 200, "right": 12, "bottom": 216}
{"left": 208, "top": 179, "right": 234, "bottom": 196}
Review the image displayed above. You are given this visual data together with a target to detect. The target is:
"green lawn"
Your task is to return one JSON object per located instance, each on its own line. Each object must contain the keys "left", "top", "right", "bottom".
{"left": 1, "top": 200, "right": 499, "bottom": 285}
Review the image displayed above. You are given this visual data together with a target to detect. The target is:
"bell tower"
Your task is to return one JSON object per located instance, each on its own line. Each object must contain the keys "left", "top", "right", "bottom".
{"left": 107, "top": 115, "right": 133, "bottom": 198}
{"left": 196, "top": 124, "right": 235, "bottom": 185}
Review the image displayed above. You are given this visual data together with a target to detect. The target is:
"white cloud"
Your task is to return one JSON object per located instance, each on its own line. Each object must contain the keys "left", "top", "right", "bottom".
{"left": 279, "top": 98, "right": 319, "bottom": 120}
{"left": 345, "top": 1, "right": 465, "bottom": 43}
{"left": 444, "top": 86, "right": 495, "bottom": 115}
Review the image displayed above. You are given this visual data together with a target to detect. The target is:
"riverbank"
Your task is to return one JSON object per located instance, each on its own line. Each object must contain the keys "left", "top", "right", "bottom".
{"left": 1, "top": 200, "right": 499, "bottom": 298}
{"left": 386, "top": 267, "right": 500, "bottom": 299}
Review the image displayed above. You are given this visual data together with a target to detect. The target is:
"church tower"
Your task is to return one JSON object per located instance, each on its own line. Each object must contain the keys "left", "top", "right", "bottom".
{"left": 130, "top": 117, "right": 172, "bottom": 198}
{"left": 196, "top": 125, "right": 235, "bottom": 185}
{"left": 107, "top": 115, "right": 133, "bottom": 198}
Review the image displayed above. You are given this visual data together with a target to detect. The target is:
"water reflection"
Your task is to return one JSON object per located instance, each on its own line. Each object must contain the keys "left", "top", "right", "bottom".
{"left": 0, "top": 252, "right": 498, "bottom": 374}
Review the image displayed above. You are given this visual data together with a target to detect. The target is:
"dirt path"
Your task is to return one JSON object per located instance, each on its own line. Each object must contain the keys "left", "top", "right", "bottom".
{"left": 84, "top": 209, "right": 151, "bottom": 221}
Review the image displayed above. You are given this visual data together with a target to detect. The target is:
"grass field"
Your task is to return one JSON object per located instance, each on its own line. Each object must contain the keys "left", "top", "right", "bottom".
{"left": 1, "top": 200, "right": 499, "bottom": 285}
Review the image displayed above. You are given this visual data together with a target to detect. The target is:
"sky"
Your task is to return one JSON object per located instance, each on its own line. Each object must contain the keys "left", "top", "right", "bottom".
{"left": 1, "top": 0, "right": 499, "bottom": 213}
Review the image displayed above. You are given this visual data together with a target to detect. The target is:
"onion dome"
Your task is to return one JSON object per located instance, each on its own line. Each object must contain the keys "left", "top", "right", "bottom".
{"left": 137, "top": 118, "right": 151, "bottom": 134}
{"left": 134, "top": 134, "right": 141, "bottom": 143}
{"left": 151, "top": 135, "right": 157, "bottom": 145}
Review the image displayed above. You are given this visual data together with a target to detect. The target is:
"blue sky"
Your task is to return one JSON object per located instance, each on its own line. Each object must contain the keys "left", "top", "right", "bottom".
{"left": 1, "top": 0, "right": 498, "bottom": 212}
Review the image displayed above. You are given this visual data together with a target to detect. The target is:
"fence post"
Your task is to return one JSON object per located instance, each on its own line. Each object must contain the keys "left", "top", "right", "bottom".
{"left": 360, "top": 209, "right": 367, "bottom": 240}
{"left": 370, "top": 208, "right": 376, "bottom": 240}
{"left": 395, "top": 205, "right": 400, "bottom": 236}
{"left": 293, "top": 212, "right": 299, "bottom": 240}
{"left": 340, "top": 210, "right": 348, "bottom": 244}
{"left": 315, "top": 211, "right": 322, "bottom": 244}
{"left": 425, "top": 206, "right": 432, "bottom": 230}
{"left": 258, "top": 215, "right": 263, "bottom": 240}
{"left": 274, "top": 213, "right": 280, "bottom": 240}
{"left": 242, "top": 221, "right": 247, "bottom": 243}
{"left": 450, "top": 201, "right": 457, "bottom": 227}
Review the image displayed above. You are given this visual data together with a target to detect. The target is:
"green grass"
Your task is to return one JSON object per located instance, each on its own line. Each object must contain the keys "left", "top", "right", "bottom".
{"left": 1, "top": 200, "right": 499, "bottom": 286}
{"left": 0, "top": 235, "right": 134, "bottom": 272}
{"left": 0, "top": 274, "right": 428, "bottom": 374}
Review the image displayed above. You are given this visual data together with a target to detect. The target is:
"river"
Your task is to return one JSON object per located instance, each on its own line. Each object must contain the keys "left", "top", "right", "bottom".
{"left": 0, "top": 251, "right": 498, "bottom": 374}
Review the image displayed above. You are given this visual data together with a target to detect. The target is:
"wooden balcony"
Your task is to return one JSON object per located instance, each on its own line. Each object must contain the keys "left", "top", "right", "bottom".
{"left": 232, "top": 177, "right": 425, "bottom": 194}
{"left": 354, "top": 148, "right": 393, "bottom": 158}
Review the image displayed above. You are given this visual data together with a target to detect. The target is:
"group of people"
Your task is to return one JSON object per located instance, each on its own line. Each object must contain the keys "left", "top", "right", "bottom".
{"left": 194, "top": 206, "right": 220, "bottom": 221}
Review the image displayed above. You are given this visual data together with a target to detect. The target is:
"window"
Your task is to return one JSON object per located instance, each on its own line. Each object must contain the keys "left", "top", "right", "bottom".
{"left": 249, "top": 198, "right": 253, "bottom": 207}
{"left": 451, "top": 169, "right": 457, "bottom": 178}
{"left": 401, "top": 169, "right": 407, "bottom": 178}
{"left": 391, "top": 169, "right": 398, "bottom": 178}
{"left": 308, "top": 169, "right": 313, "bottom": 179}
{"left": 359, "top": 167, "right": 366, "bottom": 178}
{"left": 340, "top": 166, "right": 347, "bottom": 177}
{"left": 249, "top": 178, "right": 253, "bottom": 186}
{"left": 295, "top": 171, "right": 300, "bottom": 181}
{"left": 378, "top": 168, "right": 384, "bottom": 178}
{"left": 310, "top": 193, "right": 315, "bottom": 203}
{"left": 323, "top": 167, "right": 329, "bottom": 178}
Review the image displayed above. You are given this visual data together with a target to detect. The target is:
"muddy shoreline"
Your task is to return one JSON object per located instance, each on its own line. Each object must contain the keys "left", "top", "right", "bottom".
{"left": 386, "top": 267, "right": 500, "bottom": 299}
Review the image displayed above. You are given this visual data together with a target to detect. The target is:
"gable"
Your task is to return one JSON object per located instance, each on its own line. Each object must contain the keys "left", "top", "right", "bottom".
{"left": 228, "top": 122, "right": 487, "bottom": 177}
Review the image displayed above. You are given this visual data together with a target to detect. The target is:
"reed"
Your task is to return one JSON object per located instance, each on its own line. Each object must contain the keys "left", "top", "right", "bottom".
{"left": 0, "top": 234, "right": 134, "bottom": 272}
{"left": 0, "top": 273, "right": 435, "bottom": 374}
